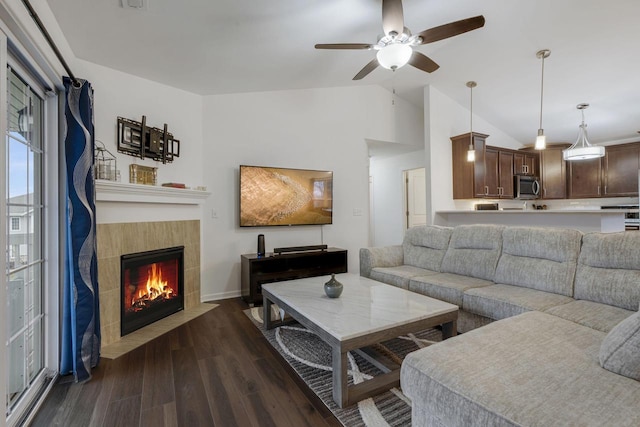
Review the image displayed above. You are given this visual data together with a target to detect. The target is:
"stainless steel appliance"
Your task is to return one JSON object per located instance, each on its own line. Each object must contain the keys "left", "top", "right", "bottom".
{"left": 514, "top": 175, "right": 540, "bottom": 200}
{"left": 600, "top": 204, "right": 640, "bottom": 230}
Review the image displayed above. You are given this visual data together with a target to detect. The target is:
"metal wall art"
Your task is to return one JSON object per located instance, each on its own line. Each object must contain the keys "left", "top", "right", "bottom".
{"left": 117, "top": 115, "right": 180, "bottom": 164}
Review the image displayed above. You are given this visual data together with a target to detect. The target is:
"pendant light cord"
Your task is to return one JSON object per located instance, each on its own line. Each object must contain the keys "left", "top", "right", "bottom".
{"left": 539, "top": 54, "right": 545, "bottom": 130}
{"left": 470, "top": 84, "right": 473, "bottom": 136}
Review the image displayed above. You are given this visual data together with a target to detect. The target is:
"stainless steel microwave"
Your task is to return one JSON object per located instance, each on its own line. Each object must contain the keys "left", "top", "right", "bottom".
{"left": 515, "top": 175, "right": 540, "bottom": 199}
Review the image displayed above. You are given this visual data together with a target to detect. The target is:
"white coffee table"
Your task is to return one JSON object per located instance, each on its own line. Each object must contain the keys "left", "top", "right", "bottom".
{"left": 262, "top": 273, "right": 458, "bottom": 408}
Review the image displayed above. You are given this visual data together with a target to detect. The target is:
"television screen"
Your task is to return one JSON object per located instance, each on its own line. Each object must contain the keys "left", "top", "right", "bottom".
{"left": 239, "top": 165, "right": 333, "bottom": 227}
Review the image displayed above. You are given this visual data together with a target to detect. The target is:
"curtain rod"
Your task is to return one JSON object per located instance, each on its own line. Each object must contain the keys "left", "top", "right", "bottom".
{"left": 21, "top": 0, "right": 80, "bottom": 86}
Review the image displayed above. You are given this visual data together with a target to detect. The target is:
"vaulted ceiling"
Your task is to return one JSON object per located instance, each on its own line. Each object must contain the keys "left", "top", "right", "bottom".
{"left": 45, "top": 0, "right": 640, "bottom": 145}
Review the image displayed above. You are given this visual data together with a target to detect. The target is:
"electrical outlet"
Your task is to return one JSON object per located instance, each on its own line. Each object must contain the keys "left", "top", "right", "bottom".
{"left": 353, "top": 208, "right": 362, "bottom": 216}
{"left": 211, "top": 209, "right": 218, "bottom": 219}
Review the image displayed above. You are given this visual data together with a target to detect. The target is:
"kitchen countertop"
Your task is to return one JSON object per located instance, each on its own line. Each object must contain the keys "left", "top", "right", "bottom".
{"left": 434, "top": 209, "right": 633, "bottom": 233}
{"left": 437, "top": 209, "right": 639, "bottom": 213}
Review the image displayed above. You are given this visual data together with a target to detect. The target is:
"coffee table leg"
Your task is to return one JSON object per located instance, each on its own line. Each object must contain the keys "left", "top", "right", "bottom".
{"left": 442, "top": 320, "right": 457, "bottom": 339}
{"left": 263, "top": 296, "right": 273, "bottom": 330}
{"left": 332, "top": 346, "right": 348, "bottom": 408}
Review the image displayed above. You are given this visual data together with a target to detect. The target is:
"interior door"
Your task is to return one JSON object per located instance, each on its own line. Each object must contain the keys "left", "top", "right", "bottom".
{"left": 405, "top": 168, "right": 427, "bottom": 228}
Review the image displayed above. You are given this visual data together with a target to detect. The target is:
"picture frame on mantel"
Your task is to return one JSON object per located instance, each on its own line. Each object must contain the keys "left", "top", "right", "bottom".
{"left": 129, "top": 164, "right": 157, "bottom": 186}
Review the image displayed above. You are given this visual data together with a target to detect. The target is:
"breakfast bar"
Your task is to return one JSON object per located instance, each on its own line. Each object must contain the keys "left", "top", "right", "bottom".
{"left": 433, "top": 209, "right": 637, "bottom": 233}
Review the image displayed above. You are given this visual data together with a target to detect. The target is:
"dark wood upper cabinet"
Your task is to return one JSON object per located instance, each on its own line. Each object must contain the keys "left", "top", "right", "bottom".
{"left": 568, "top": 142, "right": 640, "bottom": 199}
{"left": 453, "top": 136, "right": 640, "bottom": 201}
{"left": 483, "top": 148, "right": 500, "bottom": 197}
{"left": 498, "top": 150, "right": 514, "bottom": 198}
{"left": 603, "top": 143, "right": 640, "bottom": 197}
{"left": 514, "top": 152, "right": 539, "bottom": 176}
{"left": 568, "top": 157, "right": 603, "bottom": 198}
{"left": 539, "top": 145, "right": 568, "bottom": 199}
{"left": 451, "top": 132, "right": 489, "bottom": 199}
{"left": 472, "top": 135, "right": 488, "bottom": 198}
{"left": 451, "top": 133, "right": 516, "bottom": 199}
{"left": 451, "top": 133, "right": 475, "bottom": 199}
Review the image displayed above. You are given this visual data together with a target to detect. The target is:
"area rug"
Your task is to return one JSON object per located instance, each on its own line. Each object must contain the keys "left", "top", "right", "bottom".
{"left": 245, "top": 306, "right": 444, "bottom": 427}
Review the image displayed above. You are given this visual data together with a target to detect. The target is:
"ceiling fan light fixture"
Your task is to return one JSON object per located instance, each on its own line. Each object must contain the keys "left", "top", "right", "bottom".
{"left": 563, "top": 103, "right": 605, "bottom": 161}
{"left": 376, "top": 44, "right": 412, "bottom": 70}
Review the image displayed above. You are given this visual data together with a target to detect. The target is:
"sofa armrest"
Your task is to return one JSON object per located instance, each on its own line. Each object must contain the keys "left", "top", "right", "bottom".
{"left": 359, "top": 245, "right": 404, "bottom": 278}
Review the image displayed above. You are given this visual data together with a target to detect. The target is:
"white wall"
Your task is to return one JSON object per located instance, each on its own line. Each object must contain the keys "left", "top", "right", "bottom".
{"left": 364, "top": 86, "right": 424, "bottom": 147}
{"left": 369, "top": 149, "right": 426, "bottom": 247}
{"left": 74, "top": 59, "right": 205, "bottom": 195}
{"left": 201, "top": 85, "right": 410, "bottom": 300}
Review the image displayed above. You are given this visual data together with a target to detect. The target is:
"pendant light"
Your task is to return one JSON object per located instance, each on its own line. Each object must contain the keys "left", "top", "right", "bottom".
{"left": 466, "top": 81, "right": 477, "bottom": 162}
{"left": 534, "top": 49, "right": 550, "bottom": 150}
{"left": 562, "top": 103, "right": 605, "bottom": 161}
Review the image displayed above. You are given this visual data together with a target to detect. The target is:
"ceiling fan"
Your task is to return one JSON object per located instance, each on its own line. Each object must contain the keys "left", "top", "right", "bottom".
{"left": 315, "top": 0, "right": 485, "bottom": 80}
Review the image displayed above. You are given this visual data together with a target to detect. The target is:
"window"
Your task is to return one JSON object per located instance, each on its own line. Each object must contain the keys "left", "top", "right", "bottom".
{"left": 5, "top": 63, "right": 46, "bottom": 424}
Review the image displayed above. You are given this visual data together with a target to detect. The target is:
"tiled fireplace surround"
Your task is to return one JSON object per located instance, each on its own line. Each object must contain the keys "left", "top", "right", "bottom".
{"left": 96, "top": 220, "right": 201, "bottom": 347}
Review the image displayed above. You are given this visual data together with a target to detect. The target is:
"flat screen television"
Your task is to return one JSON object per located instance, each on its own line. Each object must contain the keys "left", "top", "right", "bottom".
{"left": 239, "top": 165, "right": 333, "bottom": 227}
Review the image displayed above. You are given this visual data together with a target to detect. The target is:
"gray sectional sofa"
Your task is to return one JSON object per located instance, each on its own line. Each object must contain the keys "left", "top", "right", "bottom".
{"left": 359, "top": 224, "right": 640, "bottom": 426}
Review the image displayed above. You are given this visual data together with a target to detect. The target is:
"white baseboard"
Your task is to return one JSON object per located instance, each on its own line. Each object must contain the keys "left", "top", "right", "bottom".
{"left": 201, "top": 289, "right": 242, "bottom": 302}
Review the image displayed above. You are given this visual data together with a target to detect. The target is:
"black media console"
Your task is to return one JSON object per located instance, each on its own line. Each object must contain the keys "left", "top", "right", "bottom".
{"left": 241, "top": 247, "right": 348, "bottom": 305}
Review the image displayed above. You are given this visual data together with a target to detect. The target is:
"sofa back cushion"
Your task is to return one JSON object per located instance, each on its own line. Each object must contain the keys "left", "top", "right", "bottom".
{"left": 494, "top": 227, "right": 582, "bottom": 296}
{"left": 403, "top": 225, "right": 452, "bottom": 272}
{"left": 440, "top": 224, "right": 504, "bottom": 281}
{"left": 575, "top": 232, "right": 640, "bottom": 311}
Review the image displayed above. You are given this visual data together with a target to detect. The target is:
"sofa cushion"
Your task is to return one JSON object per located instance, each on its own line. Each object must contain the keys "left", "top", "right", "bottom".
{"left": 494, "top": 227, "right": 582, "bottom": 296}
{"left": 575, "top": 232, "right": 640, "bottom": 311}
{"left": 463, "top": 284, "right": 573, "bottom": 320}
{"left": 599, "top": 309, "right": 640, "bottom": 381}
{"left": 401, "top": 311, "right": 640, "bottom": 427}
{"left": 545, "top": 300, "right": 634, "bottom": 333}
{"left": 409, "top": 273, "right": 493, "bottom": 307}
{"left": 370, "top": 265, "right": 437, "bottom": 290}
{"left": 440, "top": 224, "right": 504, "bottom": 281}
{"left": 402, "top": 225, "right": 452, "bottom": 271}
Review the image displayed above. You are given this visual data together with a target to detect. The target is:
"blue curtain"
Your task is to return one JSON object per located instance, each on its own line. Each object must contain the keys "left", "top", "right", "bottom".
{"left": 60, "top": 77, "right": 100, "bottom": 382}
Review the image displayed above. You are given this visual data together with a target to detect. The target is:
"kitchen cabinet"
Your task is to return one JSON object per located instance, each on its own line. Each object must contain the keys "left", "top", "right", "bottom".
{"left": 484, "top": 149, "right": 514, "bottom": 198}
{"left": 539, "top": 145, "right": 568, "bottom": 199}
{"left": 451, "top": 132, "right": 489, "bottom": 199}
{"left": 454, "top": 135, "right": 640, "bottom": 201}
{"left": 568, "top": 157, "right": 603, "bottom": 198}
{"left": 514, "top": 152, "right": 539, "bottom": 176}
{"left": 603, "top": 143, "right": 640, "bottom": 197}
{"left": 568, "top": 142, "right": 640, "bottom": 199}
{"left": 451, "top": 132, "right": 513, "bottom": 199}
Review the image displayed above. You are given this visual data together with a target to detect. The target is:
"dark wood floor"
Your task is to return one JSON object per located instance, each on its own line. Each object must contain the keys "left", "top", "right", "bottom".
{"left": 31, "top": 298, "right": 342, "bottom": 427}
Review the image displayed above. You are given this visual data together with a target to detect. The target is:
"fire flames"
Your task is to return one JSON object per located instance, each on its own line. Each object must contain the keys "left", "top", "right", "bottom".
{"left": 127, "top": 263, "right": 177, "bottom": 312}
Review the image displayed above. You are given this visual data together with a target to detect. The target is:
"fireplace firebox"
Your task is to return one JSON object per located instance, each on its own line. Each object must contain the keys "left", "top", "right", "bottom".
{"left": 121, "top": 246, "right": 184, "bottom": 336}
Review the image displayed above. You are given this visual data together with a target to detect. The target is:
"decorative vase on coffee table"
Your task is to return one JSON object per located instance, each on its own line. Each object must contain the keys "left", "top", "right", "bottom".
{"left": 324, "top": 273, "right": 343, "bottom": 298}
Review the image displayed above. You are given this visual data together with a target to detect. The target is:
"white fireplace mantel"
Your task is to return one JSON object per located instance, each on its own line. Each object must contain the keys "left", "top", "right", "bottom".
{"left": 95, "top": 180, "right": 210, "bottom": 205}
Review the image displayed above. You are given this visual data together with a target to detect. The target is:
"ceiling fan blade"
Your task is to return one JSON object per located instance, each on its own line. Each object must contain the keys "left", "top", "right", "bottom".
{"left": 382, "top": 0, "right": 404, "bottom": 36}
{"left": 416, "top": 15, "right": 485, "bottom": 44}
{"left": 353, "top": 59, "right": 380, "bottom": 80}
{"left": 315, "top": 43, "right": 373, "bottom": 50}
{"left": 408, "top": 51, "right": 440, "bottom": 73}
